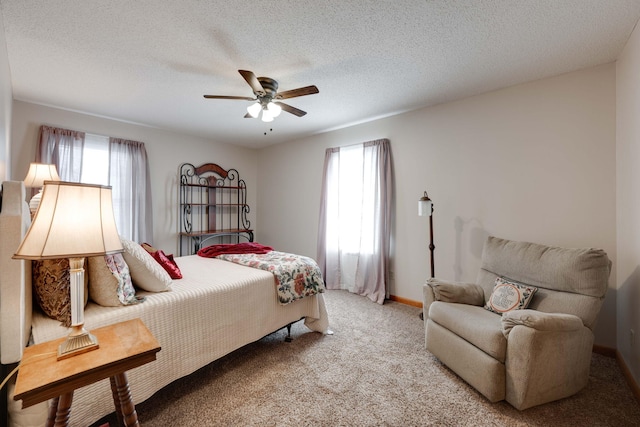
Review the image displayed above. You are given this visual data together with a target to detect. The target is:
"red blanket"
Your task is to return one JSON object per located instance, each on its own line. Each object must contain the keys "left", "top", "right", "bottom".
{"left": 197, "top": 242, "right": 273, "bottom": 258}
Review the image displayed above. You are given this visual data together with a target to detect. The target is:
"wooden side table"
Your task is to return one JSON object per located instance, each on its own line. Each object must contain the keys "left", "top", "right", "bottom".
{"left": 13, "top": 318, "right": 161, "bottom": 427}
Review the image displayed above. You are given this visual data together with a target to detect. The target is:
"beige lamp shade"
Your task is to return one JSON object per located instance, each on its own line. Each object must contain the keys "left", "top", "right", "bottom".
{"left": 23, "top": 163, "right": 61, "bottom": 214}
{"left": 14, "top": 181, "right": 123, "bottom": 259}
{"left": 23, "top": 163, "right": 60, "bottom": 188}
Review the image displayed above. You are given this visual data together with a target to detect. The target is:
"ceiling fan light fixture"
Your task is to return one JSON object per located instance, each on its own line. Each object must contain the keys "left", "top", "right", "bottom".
{"left": 261, "top": 108, "right": 274, "bottom": 122}
{"left": 204, "top": 70, "right": 318, "bottom": 120}
{"left": 267, "top": 102, "right": 282, "bottom": 117}
{"left": 247, "top": 102, "right": 261, "bottom": 118}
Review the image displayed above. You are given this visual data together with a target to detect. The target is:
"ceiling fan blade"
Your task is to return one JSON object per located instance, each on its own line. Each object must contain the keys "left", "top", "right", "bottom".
{"left": 244, "top": 112, "right": 253, "bottom": 118}
{"left": 275, "top": 101, "right": 307, "bottom": 117}
{"left": 238, "top": 70, "right": 265, "bottom": 95}
{"left": 276, "top": 85, "right": 319, "bottom": 100}
{"left": 203, "top": 95, "right": 256, "bottom": 100}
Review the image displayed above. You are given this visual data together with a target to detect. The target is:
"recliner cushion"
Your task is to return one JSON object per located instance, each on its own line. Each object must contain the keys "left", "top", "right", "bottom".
{"left": 429, "top": 301, "right": 507, "bottom": 362}
{"left": 478, "top": 236, "right": 610, "bottom": 299}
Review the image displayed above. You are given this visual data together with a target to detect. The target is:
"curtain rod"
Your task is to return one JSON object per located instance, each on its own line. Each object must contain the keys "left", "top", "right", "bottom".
{"left": 328, "top": 138, "right": 389, "bottom": 151}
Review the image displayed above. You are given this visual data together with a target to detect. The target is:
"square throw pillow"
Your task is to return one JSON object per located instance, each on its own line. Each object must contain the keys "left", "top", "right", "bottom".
{"left": 141, "top": 242, "right": 158, "bottom": 253}
{"left": 32, "top": 258, "right": 89, "bottom": 327}
{"left": 88, "top": 253, "right": 144, "bottom": 307}
{"left": 141, "top": 242, "right": 183, "bottom": 279}
{"left": 484, "top": 276, "right": 538, "bottom": 314}
{"left": 151, "top": 250, "right": 183, "bottom": 279}
{"left": 120, "top": 237, "right": 172, "bottom": 292}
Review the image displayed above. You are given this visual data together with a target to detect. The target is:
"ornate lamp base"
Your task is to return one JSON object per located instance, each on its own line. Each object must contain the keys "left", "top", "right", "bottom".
{"left": 57, "top": 327, "right": 99, "bottom": 360}
{"left": 28, "top": 189, "right": 43, "bottom": 216}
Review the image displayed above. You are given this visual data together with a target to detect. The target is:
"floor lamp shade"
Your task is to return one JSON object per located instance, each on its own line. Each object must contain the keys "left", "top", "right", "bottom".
{"left": 13, "top": 181, "right": 123, "bottom": 358}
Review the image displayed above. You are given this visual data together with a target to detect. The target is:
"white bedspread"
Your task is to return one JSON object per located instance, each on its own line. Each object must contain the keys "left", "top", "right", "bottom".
{"left": 30, "top": 255, "right": 329, "bottom": 426}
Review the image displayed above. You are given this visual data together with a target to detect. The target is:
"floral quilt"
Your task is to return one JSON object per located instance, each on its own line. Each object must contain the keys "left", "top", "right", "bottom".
{"left": 215, "top": 251, "right": 325, "bottom": 304}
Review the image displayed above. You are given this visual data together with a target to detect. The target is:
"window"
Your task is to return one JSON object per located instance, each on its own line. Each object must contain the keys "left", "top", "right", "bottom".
{"left": 80, "top": 134, "right": 109, "bottom": 185}
{"left": 37, "top": 125, "right": 153, "bottom": 242}
{"left": 317, "top": 139, "right": 392, "bottom": 304}
{"left": 326, "top": 143, "right": 375, "bottom": 254}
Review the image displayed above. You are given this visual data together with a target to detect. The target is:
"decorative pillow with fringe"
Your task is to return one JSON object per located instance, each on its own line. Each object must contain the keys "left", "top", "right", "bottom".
{"left": 484, "top": 276, "right": 537, "bottom": 314}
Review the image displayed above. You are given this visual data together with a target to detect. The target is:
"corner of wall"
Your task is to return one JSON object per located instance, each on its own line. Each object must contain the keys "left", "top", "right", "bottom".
{"left": 615, "top": 15, "right": 640, "bottom": 388}
{"left": 0, "top": 12, "right": 13, "bottom": 181}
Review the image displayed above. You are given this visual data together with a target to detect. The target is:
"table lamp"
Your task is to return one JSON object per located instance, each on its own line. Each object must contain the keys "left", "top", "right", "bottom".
{"left": 22, "top": 163, "right": 61, "bottom": 215}
{"left": 13, "top": 181, "right": 123, "bottom": 359}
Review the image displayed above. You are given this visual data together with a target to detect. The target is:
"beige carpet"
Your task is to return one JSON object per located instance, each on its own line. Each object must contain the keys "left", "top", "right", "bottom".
{"left": 93, "top": 290, "right": 640, "bottom": 426}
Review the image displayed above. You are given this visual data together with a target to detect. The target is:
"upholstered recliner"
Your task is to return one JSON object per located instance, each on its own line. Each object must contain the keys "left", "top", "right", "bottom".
{"left": 423, "top": 236, "right": 611, "bottom": 410}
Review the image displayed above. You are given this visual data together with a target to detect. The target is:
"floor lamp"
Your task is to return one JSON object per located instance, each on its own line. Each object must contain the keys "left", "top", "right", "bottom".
{"left": 418, "top": 191, "right": 435, "bottom": 278}
{"left": 418, "top": 191, "right": 434, "bottom": 320}
{"left": 13, "top": 181, "right": 123, "bottom": 359}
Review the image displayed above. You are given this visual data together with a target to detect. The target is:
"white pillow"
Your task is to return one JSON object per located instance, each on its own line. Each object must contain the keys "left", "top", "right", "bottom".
{"left": 120, "top": 237, "right": 172, "bottom": 292}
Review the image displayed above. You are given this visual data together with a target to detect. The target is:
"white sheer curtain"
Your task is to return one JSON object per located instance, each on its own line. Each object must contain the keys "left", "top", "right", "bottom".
{"left": 36, "top": 125, "right": 85, "bottom": 181}
{"left": 109, "top": 138, "right": 153, "bottom": 242}
{"left": 317, "top": 139, "right": 392, "bottom": 304}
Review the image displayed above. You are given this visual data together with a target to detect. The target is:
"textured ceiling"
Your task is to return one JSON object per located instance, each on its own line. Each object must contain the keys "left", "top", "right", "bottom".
{"left": 1, "top": 1, "right": 639, "bottom": 149}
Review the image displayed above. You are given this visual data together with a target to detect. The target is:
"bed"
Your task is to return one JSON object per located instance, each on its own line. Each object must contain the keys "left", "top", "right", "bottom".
{"left": 0, "top": 180, "right": 330, "bottom": 426}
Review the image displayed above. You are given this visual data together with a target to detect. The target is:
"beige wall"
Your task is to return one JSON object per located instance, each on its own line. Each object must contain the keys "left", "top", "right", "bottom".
{"left": 616, "top": 19, "right": 640, "bottom": 384}
{"left": 0, "top": 16, "right": 12, "bottom": 181}
{"left": 256, "top": 64, "right": 618, "bottom": 347}
{"left": 5, "top": 62, "right": 620, "bottom": 348}
{"left": 9, "top": 100, "right": 258, "bottom": 252}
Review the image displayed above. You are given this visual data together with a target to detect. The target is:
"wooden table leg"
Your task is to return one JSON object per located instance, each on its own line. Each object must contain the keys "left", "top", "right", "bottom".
{"left": 111, "top": 372, "right": 139, "bottom": 427}
{"left": 110, "top": 376, "right": 124, "bottom": 427}
{"left": 46, "top": 392, "right": 73, "bottom": 427}
{"left": 45, "top": 396, "right": 59, "bottom": 427}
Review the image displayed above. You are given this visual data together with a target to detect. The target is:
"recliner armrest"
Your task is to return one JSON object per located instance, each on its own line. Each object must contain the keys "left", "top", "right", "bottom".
{"left": 426, "top": 278, "right": 485, "bottom": 306}
{"left": 422, "top": 282, "right": 436, "bottom": 320}
{"left": 501, "top": 309, "right": 584, "bottom": 338}
{"left": 423, "top": 278, "right": 485, "bottom": 321}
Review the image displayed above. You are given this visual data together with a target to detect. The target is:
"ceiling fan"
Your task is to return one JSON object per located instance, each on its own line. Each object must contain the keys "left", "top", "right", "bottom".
{"left": 203, "top": 70, "right": 319, "bottom": 122}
